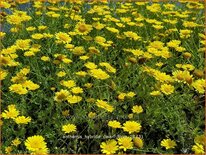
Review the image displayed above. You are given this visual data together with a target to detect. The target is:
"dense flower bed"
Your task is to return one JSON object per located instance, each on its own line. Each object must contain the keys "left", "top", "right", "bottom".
{"left": 0, "top": 0, "right": 205, "bottom": 154}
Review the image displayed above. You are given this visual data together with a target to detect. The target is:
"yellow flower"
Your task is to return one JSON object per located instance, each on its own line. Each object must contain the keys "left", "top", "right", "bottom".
{"left": 2, "top": 104, "right": 19, "bottom": 119}
{"left": 60, "top": 80, "right": 76, "bottom": 88}
{"left": 93, "top": 22, "right": 105, "bottom": 30}
{"left": 116, "top": 23, "right": 125, "bottom": 28}
{"left": 128, "top": 113, "right": 133, "bottom": 119}
{"left": 183, "top": 52, "right": 192, "bottom": 59}
{"left": 71, "top": 87, "right": 83, "bottom": 94}
{"left": 150, "top": 91, "right": 161, "bottom": 96}
{"left": 82, "top": 36, "right": 92, "bottom": 41}
{"left": 118, "top": 136, "right": 133, "bottom": 151}
{"left": 183, "top": 21, "right": 199, "bottom": 28}
{"left": 84, "top": 83, "right": 93, "bottom": 89}
{"left": 164, "top": 3, "right": 175, "bottom": 10}
{"left": 180, "top": 29, "right": 191, "bottom": 39}
{"left": 31, "top": 33, "right": 44, "bottom": 40}
{"left": 121, "top": 17, "right": 131, "bottom": 23}
{"left": 62, "top": 110, "right": 69, "bottom": 116}
{"left": 74, "top": 22, "right": 93, "bottom": 35}
{"left": 148, "top": 40, "right": 164, "bottom": 49}
{"left": 126, "top": 92, "right": 136, "bottom": 98}
{"left": 24, "top": 51, "right": 35, "bottom": 57}
{"left": 14, "top": 68, "right": 30, "bottom": 79}
{"left": 146, "top": 3, "right": 161, "bottom": 12}
{"left": 54, "top": 89, "right": 70, "bottom": 102}
{"left": 64, "top": 23, "right": 70, "bottom": 29}
{"left": 99, "top": 62, "right": 116, "bottom": 73}
{"left": 124, "top": 31, "right": 141, "bottom": 40}
{"left": 22, "top": 80, "right": 40, "bottom": 91}
{"left": 55, "top": 32, "right": 72, "bottom": 44}
{"left": 80, "top": 55, "right": 90, "bottom": 60}
{"left": 192, "top": 143, "right": 205, "bottom": 154}
{"left": 186, "top": 2, "right": 204, "bottom": 9}
{"left": 89, "top": 47, "right": 100, "bottom": 54}
{"left": 167, "top": 40, "right": 181, "bottom": 48}
{"left": 175, "top": 46, "right": 186, "bottom": 52}
{"left": 15, "top": 39, "right": 31, "bottom": 50}
{"left": 41, "top": 56, "right": 50, "bottom": 61}
{"left": 95, "top": 36, "right": 106, "bottom": 43}
{"left": 71, "top": 46, "right": 85, "bottom": 55}
{"left": 50, "top": 87, "right": 56, "bottom": 91}
{"left": 12, "top": 138, "right": 21, "bottom": 147}
{"left": 108, "top": 120, "right": 121, "bottom": 128}
{"left": 132, "top": 105, "right": 143, "bottom": 114}
{"left": 11, "top": 74, "right": 27, "bottom": 84}
{"left": 152, "top": 24, "right": 163, "bottom": 30}
{"left": 192, "top": 79, "right": 205, "bottom": 94}
{"left": 118, "top": 93, "right": 127, "bottom": 100}
{"left": 153, "top": 71, "right": 174, "bottom": 83}
{"left": 38, "top": 25, "right": 47, "bottom": 30}
{"left": 0, "top": 70, "right": 8, "bottom": 80}
{"left": 75, "top": 71, "right": 87, "bottom": 77}
{"left": 11, "top": 71, "right": 26, "bottom": 82}
{"left": 0, "top": 32, "right": 6, "bottom": 38}
{"left": 62, "top": 123, "right": 77, "bottom": 134}
{"left": 25, "top": 135, "right": 48, "bottom": 154}
{"left": 128, "top": 57, "right": 137, "bottom": 64}
{"left": 10, "top": 27, "right": 19, "bottom": 33}
{"left": 67, "top": 95, "right": 82, "bottom": 104}
{"left": 43, "top": 33, "right": 53, "bottom": 38}
{"left": 106, "top": 27, "right": 119, "bottom": 33}
{"left": 173, "top": 70, "right": 193, "bottom": 84}
{"left": 9, "top": 84, "right": 28, "bottom": 95}
{"left": 143, "top": 52, "right": 153, "bottom": 59}
{"left": 173, "top": 70, "right": 188, "bottom": 82}
{"left": 160, "top": 84, "right": 175, "bottom": 95}
{"left": 65, "top": 44, "right": 75, "bottom": 49}
{"left": 26, "top": 26, "right": 36, "bottom": 32}
{"left": 136, "top": 2, "right": 147, "bottom": 5}
{"left": 30, "top": 44, "right": 41, "bottom": 53}
{"left": 15, "top": 116, "right": 31, "bottom": 124}
{"left": 89, "top": 69, "right": 110, "bottom": 80}
{"left": 160, "top": 139, "right": 177, "bottom": 149}
{"left": 5, "top": 146, "right": 13, "bottom": 154}
{"left": 51, "top": 13, "right": 60, "bottom": 18}
{"left": 182, "top": 64, "right": 195, "bottom": 71}
{"left": 133, "top": 137, "right": 143, "bottom": 148}
{"left": 7, "top": 15, "right": 22, "bottom": 25}
{"left": 57, "top": 71, "right": 66, "bottom": 77}
{"left": 122, "top": 121, "right": 141, "bottom": 134}
{"left": 84, "top": 62, "right": 97, "bottom": 69}
{"left": 88, "top": 112, "right": 96, "bottom": 118}
{"left": 96, "top": 99, "right": 114, "bottom": 112}
{"left": 100, "top": 139, "right": 119, "bottom": 154}
{"left": 0, "top": 1, "right": 11, "bottom": 8}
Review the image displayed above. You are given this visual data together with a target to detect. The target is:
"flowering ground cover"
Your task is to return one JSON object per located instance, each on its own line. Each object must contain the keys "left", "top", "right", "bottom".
{"left": 0, "top": 0, "right": 205, "bottom": 154}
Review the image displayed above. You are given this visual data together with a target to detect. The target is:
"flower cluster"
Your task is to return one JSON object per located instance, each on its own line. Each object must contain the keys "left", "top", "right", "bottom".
{"left": 1, "top": 0, "right": 205, "bottom": 154}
